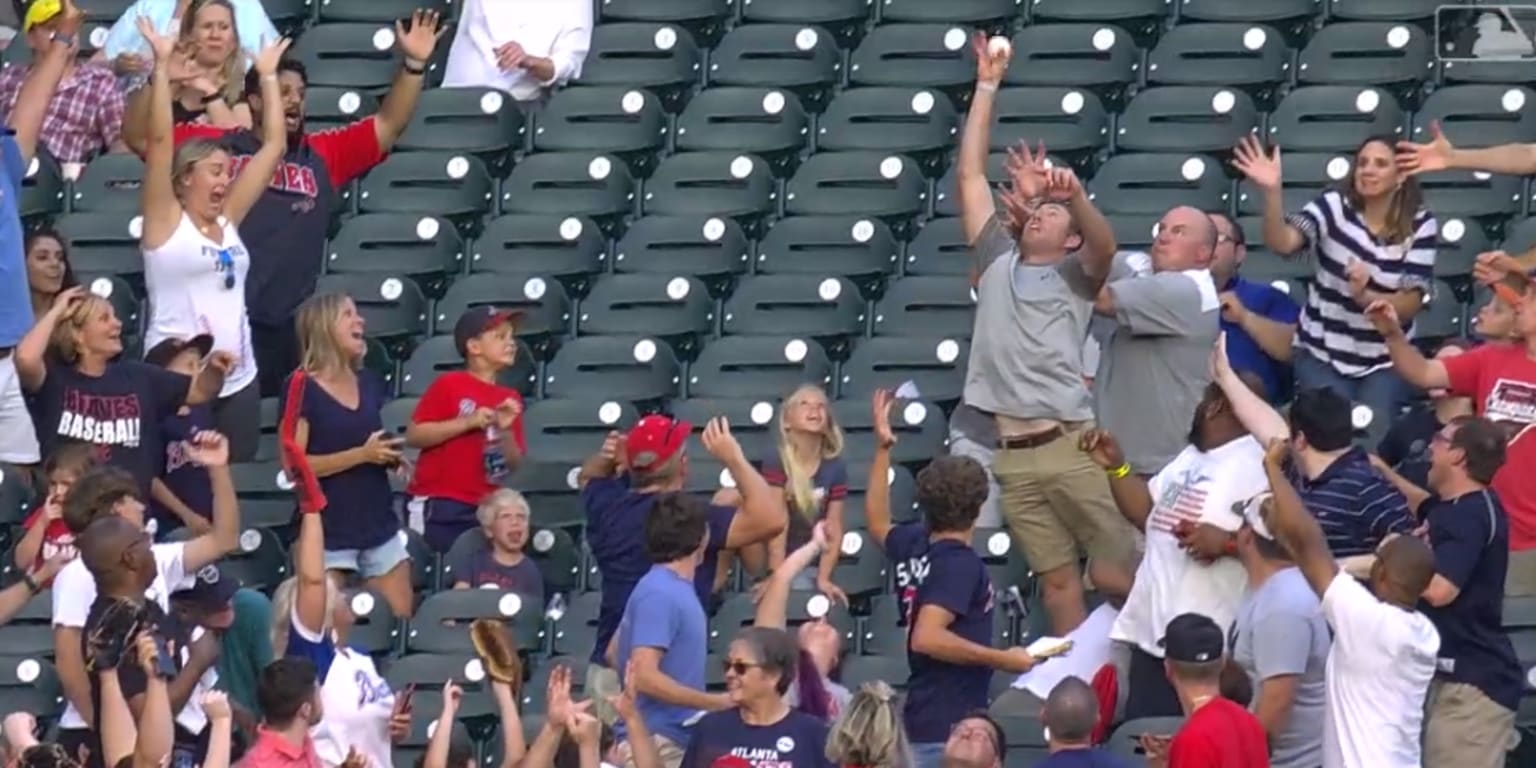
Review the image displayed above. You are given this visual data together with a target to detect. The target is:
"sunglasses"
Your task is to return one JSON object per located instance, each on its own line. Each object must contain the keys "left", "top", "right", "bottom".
{"left": 216, "top": 248, "right": 235, "bottom": 290}
{"left": 721, "top": 659, "right": 762, "bottom": 676}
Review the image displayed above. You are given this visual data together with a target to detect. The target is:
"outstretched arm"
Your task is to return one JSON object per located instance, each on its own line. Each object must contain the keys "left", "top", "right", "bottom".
{"left": 1261, "top": 441, "right": 1339, "bottom": 598}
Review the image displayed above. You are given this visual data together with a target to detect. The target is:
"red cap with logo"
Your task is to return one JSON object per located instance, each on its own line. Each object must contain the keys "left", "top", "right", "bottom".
{"left": 625, "top": 415, "right": 692, "bottom": 472}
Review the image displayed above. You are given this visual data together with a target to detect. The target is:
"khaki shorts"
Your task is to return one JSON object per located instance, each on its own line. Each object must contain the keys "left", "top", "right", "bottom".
{"left": 992, "top": 427, "right": 1137, "bottom": 575}
{"left": 621, "top": 735, "right": 686, "bottom": 768}
{"left": 586, "top": 662, "right": 622, "bottom": 726}
{"left": 1507, "top": 549, "right": 1536, "bottom": 596}
{"left": 1424, "top": 680, "right": 1518, "bottom": 768}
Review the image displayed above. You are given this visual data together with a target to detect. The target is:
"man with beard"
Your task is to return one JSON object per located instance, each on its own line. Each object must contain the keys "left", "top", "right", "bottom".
{"left": 121, "top": 10, "right": 443, "bottom": 407}
{"left": 1079, "top": 364, "right": 1270, "bottom": 721}
{"left": 240, "top": 658, "right": 327, "bottom": 768}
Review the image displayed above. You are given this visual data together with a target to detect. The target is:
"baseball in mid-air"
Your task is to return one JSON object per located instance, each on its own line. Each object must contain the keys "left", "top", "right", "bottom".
{"left": 988, "top": 36, "right": 1012, "bottom": 57}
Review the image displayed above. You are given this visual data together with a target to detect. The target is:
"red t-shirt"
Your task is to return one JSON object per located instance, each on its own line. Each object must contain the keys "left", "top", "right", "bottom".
{"left": 1167, "top": 697, "right": 1269, "bottom": 768}
{"left": 1444, "top": 343, "right": 1536, "bottom": 549}
{"left": 20, "top": 506, "right": 75, "bottom": 585}
{"left": 405, "top": 371, "right": 527, "bottom": 505}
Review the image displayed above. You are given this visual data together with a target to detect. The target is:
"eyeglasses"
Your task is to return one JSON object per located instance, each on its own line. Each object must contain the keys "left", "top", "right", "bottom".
{"left": 721, "top": 659, "right": 762, "bottom": 676}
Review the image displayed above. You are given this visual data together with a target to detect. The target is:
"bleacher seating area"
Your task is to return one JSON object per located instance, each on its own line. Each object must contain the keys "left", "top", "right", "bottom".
{"left": 7, "top": 0, "right": 1536, "bottom": 764}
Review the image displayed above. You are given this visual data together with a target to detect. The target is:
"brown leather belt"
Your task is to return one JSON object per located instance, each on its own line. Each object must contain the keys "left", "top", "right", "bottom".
{"left": 997, "top": 426, "right": 1065, "bottom": 450}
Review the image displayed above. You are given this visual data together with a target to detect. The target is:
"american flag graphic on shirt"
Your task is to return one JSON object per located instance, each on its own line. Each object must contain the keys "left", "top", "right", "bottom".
{"left": 1148, "top": 469, "right": 1211, "bottom": 535}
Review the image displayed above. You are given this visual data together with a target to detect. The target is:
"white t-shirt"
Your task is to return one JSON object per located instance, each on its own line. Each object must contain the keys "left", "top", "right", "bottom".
{"left": 1320, "top": 571, "right": 1439, "bottom": 768}
{"left": 52, "top": 543, "right": 192, "bottom": 730}
{"left": 441, "top": 0, "right": 593, "bottom": 100}
{"left": 174, "top": 625, "right": 220, "bottom": 735}
{"left": 1110, "top": 436, "right": 1269, "bottom": 655}
{"left": 143, "top": 213, "right": 257, "bottom": 397}
{"left": 1013, "top": 604, "right": 1119, "bottom": 698}
{"left": 292, "top": 608, "right": 396, "bottom": 768}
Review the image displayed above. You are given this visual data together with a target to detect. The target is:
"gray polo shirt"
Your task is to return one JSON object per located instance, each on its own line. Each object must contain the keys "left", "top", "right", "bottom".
{"left": 1233, "top": 566, "right": 1330, "bottom": 768}
{"left": 1094, "top": 255, "right": 1220, "bottom": 474}
{"left": 963, "top": 218, "right": 1100, "bottom": 425}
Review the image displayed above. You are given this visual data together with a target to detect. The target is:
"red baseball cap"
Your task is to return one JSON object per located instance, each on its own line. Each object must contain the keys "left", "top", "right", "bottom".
{"left": 625, "top": 415, "right": 692, "bottom": 472}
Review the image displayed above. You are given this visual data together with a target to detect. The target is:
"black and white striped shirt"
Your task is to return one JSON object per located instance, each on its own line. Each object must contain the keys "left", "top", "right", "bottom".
{"left": 1287, "top": 189, "right": 1437, "bottom": 377}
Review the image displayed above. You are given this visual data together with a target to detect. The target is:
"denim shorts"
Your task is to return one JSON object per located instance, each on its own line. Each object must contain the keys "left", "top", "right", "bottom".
{"left": 324, "top": 530, "right": 411, "bottom": 579}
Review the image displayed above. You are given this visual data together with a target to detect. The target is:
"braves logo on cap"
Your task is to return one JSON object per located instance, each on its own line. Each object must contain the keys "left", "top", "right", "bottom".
{"left": 197, "top": 564, "right": 219, "bottom": 584}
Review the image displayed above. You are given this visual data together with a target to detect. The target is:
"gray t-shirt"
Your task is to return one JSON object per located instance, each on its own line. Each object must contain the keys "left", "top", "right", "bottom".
{"left": 1232, "top": 566, "right": 1330, "bottom": 768}
{"left": 1093, "top": 255, "right": 1219, "bottom": 474}
{"left": 963, "top": 217, "right": 1101, "bottom": 423}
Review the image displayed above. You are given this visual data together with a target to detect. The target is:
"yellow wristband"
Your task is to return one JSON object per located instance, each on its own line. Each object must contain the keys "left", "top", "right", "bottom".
{"left": 1108, "top": 463, "right": 1132, "bottom": 479}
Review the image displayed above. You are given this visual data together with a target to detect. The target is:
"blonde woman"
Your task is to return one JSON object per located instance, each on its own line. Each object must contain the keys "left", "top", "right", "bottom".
{"left": 14, "top": 285, "right": 229, "bottom": 497}
{"left": 281, "top": 292, "right": 413, "bottom": 619}
{"left": 757, "top": 384, "right": 849, "bottom": 601}
{"left": 826, "top": 682, "right": 913, "bottom": 768}
{"left": 167, "top": 0, "right": 251, "bottom": 125}
{"left": 270, "top": 436, "right": 411, "bottom": 768}
{"left": 138, "top": 18, "right": 287, "bottom": 462}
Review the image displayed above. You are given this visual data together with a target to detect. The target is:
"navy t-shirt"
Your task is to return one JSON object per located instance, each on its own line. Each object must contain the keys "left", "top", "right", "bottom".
{"left": 761, "top": 455, "right": 848, "bottom": 552}
{"left": 1220, "top": 275, "right": 1300, "bottom": 403}
{"left": 447, "top": 548, "right": 546, "bottom": 607}
{"left": 1377, "top": 405, "right": 1442, "bottom": 490}
{"left": 680, "top": 708, "right": 835, "bottom": 768}
{"left": 883, "top": 523, "right": 995, "bottom": 744}
{"left": 282, "top": 369, "right": 397, "bottom": 551}
{"left": 151, "top": 405, "right": 215, "bottom": 535}
{"left": 29, "top": 360, "right": 191, "bottom": 495}
{"left": 1420, "top": 489, "right": 1524, "bottom": 711}
{"left": 582, "top": 475, "right": 736, "bottom": 665}
{"left": 1036, "top": 748, "right": 1138, "bottom": 768}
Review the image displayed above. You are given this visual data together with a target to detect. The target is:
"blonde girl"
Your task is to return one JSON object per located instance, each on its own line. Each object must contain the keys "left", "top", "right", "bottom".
{"left": 826, "top": 682, "right": 913, "bottom": 768}
{"left": 755, "top": 384, "right": 848, "bottom": 602}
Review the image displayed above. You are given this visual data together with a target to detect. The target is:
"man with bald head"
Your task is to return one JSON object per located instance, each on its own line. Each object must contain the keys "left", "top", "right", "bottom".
{"left": 1092, "top": 205, "right": 1223, "bottom": 476}
{"left": 1259, "top": 435, "right": 1439, "bottom": 768}
{"left": 1035, "top": 679, "right": 1134, "bottom": 767}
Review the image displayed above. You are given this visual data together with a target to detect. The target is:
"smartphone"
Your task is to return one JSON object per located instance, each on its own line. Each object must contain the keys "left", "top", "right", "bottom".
{"left": 396, "top": 683, "right": 416, "bottom": 714}
{"left": 153, "top": 634, "right": 178, "bottom": 680}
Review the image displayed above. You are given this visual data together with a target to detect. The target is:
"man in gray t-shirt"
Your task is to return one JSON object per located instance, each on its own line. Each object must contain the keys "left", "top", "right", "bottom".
{"left": 952, "top": 38, "right": 1139, "bottom": 636}
{"left": 1093, "top": 205, "right": 1222, "bottom": 475}
{"left": 1232, "top": 494, "right": 1330, "bottom": 768}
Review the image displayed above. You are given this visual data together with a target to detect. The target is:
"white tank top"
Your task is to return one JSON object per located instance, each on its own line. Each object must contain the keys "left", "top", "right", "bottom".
{"left": 143, "top": 213, "right": 258, "bottom": 396}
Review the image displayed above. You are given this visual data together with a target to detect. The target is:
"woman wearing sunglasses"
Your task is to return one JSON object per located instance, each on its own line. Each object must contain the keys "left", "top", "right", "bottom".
{"left": 137, "top": 18, "right": 290, "bottom": 462}
{"left": 679, "top": 626, "right": 836, "bottom": 768}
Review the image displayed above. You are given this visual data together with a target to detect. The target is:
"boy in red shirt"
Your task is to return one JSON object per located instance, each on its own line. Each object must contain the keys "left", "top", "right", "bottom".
{"left": 1141, "top": 613, "right": 1270, "bottom": 768}
{"left": 13, "top": 442, "right": 96, "bottom": 584}
{"left": 406, "top": 307, "right": 528, "bottom": 552}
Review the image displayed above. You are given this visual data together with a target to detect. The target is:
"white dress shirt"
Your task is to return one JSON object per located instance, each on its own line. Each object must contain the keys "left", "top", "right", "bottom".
{"left": 442, "top": 0, "right": 593, "bottom": 101}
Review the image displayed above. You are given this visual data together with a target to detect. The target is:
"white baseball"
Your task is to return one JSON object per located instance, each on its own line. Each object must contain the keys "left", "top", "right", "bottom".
{"left": 988, "top": 36, "right": 1012, "bottom": 58}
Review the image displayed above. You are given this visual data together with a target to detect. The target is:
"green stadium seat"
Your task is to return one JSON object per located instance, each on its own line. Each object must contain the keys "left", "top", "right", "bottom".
{"left": 70, "top": 153, "right": 144, "bottom": 213}
{"left": 470, "top": 215, "right": 607, "bottom": 281}
{"left": 219, "top": 526, "right": 289, "bottom": 592}
{"left": 675, "top": 87, "right": 811, "bottom": 160}
{"left": 1415, "top": 281, "right": 1467, "bottom": 340}
{"left": 19, "top": 152, "right": 63, "bottom": 218}
{"left": 841, "top": 460, "right": 920, "bottom": 530}
{"left": 1107, "top": 718, "right": 1186, "bottom": 759}
{"left": 1003, "top": 25, "right": 1140, "bottom": 93}
{"left": 521, "top": 398, "right": 641, "bottom": 464}
{"left": 354, "top": 151, "right": 494, "bottom": 218}
{"left": 434, "top": 274, "right": 573, "bottom": 339}
{"left": 641, "top": 152, "right": 776, "bottom": 219}
{"left": 1266, "top": 86, "right": 1407, "bottom": 153}
{"left": 903, "top": 217, "right": 971, "bottom": 277}
{"left": 325, "top": 213, "right": 465, "bottom": 285}
{"left": 1296, "top": 22, "right": 1432, "bottom": 88}
{"left": 1146, "top": 24, "right": 1289, "bottom": 90}
{"left": 785, "top": 152, "right": 926, "bottom": 219}
{"left": 291, "top": 23, "right": 416, "bottom": 90}
{"left": 313, "top": 273, "right": 429, "bottom": 341}
{"left": 879, "top": 0, "right": 1017, "bottom": 23}
{"left": 499, "top": 152, "right": 636, "bottom": 222}
{"left": 0, "top": 591, "right": 57, "bottom": 657}
{"left": 0, "top": 656, "right": 63, "bottom": 719}
{"left": 1417, "top": 169, "right": 1523, "bottom": 219}
{"left": 1326, "top": 0, "right": 1440, "bottom": 21}
{"left": 301, "top": 87, "right": 380, "bottom": 134}
{"left": 839, "top": 336, "right": 969, "bottom": 404}
{"left": 317, "top": 0, "right": 450, "bottom": 24}
{"left": 1412, "top": 86, "right": 1536, "bottom": 150}
{"left": 533, "top": 86, "right": 668, "bottom": 160}
{"left": 383, "top": 653, "right": 497, "bottom": 719}
{"left": 1432, "top": 216, "right": 1490, "bottom": 279}
{"left": 1088, "top": 152, "right": 1232, "bottom": 215}
{"left": 542, "top": 336, "right": 683, "bottom": 401}
{"left": 575, "top": 24, "right": 702, "bottom": 103}
{"left": 721, "top": 276, "right": 868, "bottom": 341}
{"left": 817, "top": 86, "right": 959, "bottom": 159}
{"left": 989, "top": 87, "right": 1111, "bottom": 158}
{"left": 842, "top": 653, "right": 910, "bottom": 689}
{"left": 343, "top": 588, "right": 402, "bottom": 655}
{"left": 578, "top": 274, "right": 715, "bottom": 339}
{"left": 1175, "top": 0, "right": 1319, "bottom": 23}
{"left": 395, "top": 87, "right": 525, "bottom": 158}
{"left": 708, "top": 24, "right": 842, "bottom": 107}
{"left": 848, "top": 24, "right": 976, "bottom": 91}
{"left": 834, "top": 397, "right": 948, "bottom": 464}
{"left": 755, "top": 216, "right": 899, "bottom": 280}
{"left": 686, "top": 336, "right": 836, "bottom": 400}
{"left": 1030, "top": 0, "right": 1168, "bottom": 22}
{"left": 59, "top": 211, "right": 143, "bottom": 281}
{"left": 1235, "top": 150, "right": 1352, "bottom": 215}
{"left": 408, "top": 589, "right": 546, "bottom": 655}
{"left": 549, "top": 592, "right": 602, "bottom": 658}
{"left": 612, "top": 215, "right": 751, "bottom": 279}
{"left": 872, "top": 276, "right": 976, "bottom": 339}
{"left": 1116, "top": 86, "right": 1261, "bottom": 153}
{"left": 508, "top": 460, "right": 586, "bottom": 529}
{"left": 670, "top": 398, "right": 781, "bottom": 459}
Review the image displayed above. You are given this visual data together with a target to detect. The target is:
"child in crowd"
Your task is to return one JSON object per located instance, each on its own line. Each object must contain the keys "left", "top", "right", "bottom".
{"left": 146, "top": 336, "right": 216, "bottom": 537}
{"left": 757, "top": 384, "right": 848, "bottom": 599}
{"left": 1475, "top": 281, "right": 1523, "bottom": 343}
{"left": 446, "top": 489, "right": 545, "bottom": 607}
{"left": 14, "top": 442, "right": 96, "bottom": 583}
{"left": 406, "top": 308, "right": 528, "bottom": 552}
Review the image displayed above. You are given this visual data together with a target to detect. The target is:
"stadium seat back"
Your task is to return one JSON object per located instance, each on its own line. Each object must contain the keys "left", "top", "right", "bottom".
{"left": 542, "top": 335, "right": 683, "bottom": 401}
{"left": 1145, "top": 23, "right": 1290, "bottom": 87}
{"left": 396, "top": 87, "right": 525, "bottom": 156}
{"left": 326, "top": 213, "right": 465, "bottom": 282}
{"left": 1414, "top": 280, "right": 1466, "bottom": 340}
{"left": 686, "top": 336, "right": 836, "bottom": 399}
{"left": 521, "top": 398, "right": 642, "bottom": 464}
{"left": 1107, "top": 718, "right": 1187, "bottom": 758}
{"left": 872, "top": 276, "right": 976, "bottom": 338}
{"left": 1174, "top": 0, "right": 1319, "bottom": 23}
{"left": 0, "top": 656, "right": 63, "bottom": 720}
{"left": 708, "top": 25, "right": 842, "bottom": 94}
{"left": 671, "top": 397, "right": 782, "bottom": 459}
{"left": 1413, "top": 85, "right": 1536, "bottom": 151}
{"left": 833, "top": 397, "right": 947, "bottom": 463}
{"left": 435, "top": 274, "right": 573, "bottom": 339}
{"left": 576, "top": 23, "right": 702, "bottom": 93}
{"left": 721, "top": 276, "right": 868, "bottom": 340}
{"left": 471, "top": 215, "right": 607, "bottom": 279}
{"left": 613, "top": 215, "right": 751, "bottom": 278}
{"left": 408, "top": 590, "right": 545, "bottom": 655}
{"left": 903, "top": 217, "right": 971, "bottom": 277}
{"left": 878, "top": 0, "right": 1018, "bottom": 23}
{"left": 533, "top": 86, "right": 668, "bottom": 157}
{"left": 1116, "top": 86, "right": 1261, "bottom": 153}
{"left": 817, "top": 87, "right": 960, "bottom": 157}
{"left": 785, "top": 152, "right": 926, "bottom": 219}
{"left": 1088, "top": 152, "right": 1231, "bottom": 215}
{"left": 314, "top": 273, "right": 429, "bottom": 340}
{"left": 989, "top": 87, "right": 1111, "bottom": 156}
{"left": 642, "top": 152, "right": 776, "bottom": 219}
{"left": 839, "top": 336, "right": 969, "bottom": 403}
{"left": 291, "top": 23, "right": 411, "bottom": 90}
{"left": 675, "top": 87, "right": 811, "bottom": 158}
{"left": 1296, "top": 22, "right": 1432, "bottom": 86}
{"left": 56, "top": 212, "right": 144, "bottom": 280}
{"left": 1004, "top": 25, "right": 1139, "bottom": 91}
{"left": 508, "top": 460, "right": 585, "bottom": 529}
{"left": 71, "top": 153, "right": 145, "bottom": 213}
{"left": 1235, "top": 151, "right": 1349, "bottom": 216}
{"left": 302, "top": 87, "right": 381, "bottom": 133}
{"left": 1266, "top": 86, "right": 1407, "bottom": 152}
{"left": 356, "top": 151, "right": 494, "bottom": 218}
{"left": 20, "top": 152, "right": 63, "bottom": 218}
{"left": 848, "top": 24, "right": 976, "bottom": 90}
{"left": 1029, "top": 0, "right": 1168, "bottom": 22}
{"left": 1430, "top": 216, "right": 1489, "bottom": 279}
{"left": 578, "top": 274, "right": 715, "bottom": 338}
{"left": 221, "top": 526, "right": 289, "bottom": 591}
{"left": 318, "top": 0, "right": 449, "bottom": 23}
{"left": 755, "top": 216, "right": 899, "bottom": 279}
{"left": 1417, "top": 169, "right": 1523, "bottom": 219}
{"left": 1326, "top": 0, "right": 1440, "bottom": 21}
{"left": 500, "top": 152, "right": 636, "bottom": 220}
{"left": 383, "top": 653, "right": 497, "bottom": 718}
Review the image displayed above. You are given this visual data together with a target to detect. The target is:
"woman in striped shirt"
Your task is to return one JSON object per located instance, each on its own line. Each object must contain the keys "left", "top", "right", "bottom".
{"left": 1234, "top": 134, "right": 1437, "bottom": 444}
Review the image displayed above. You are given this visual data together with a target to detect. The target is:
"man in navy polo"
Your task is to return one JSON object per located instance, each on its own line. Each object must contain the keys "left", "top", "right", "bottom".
{"left": 1210, "top": 212, "right": 1300, "bottom": 404}
{"left": 1416, "top": 416, "right": 1521, "bottom": 768}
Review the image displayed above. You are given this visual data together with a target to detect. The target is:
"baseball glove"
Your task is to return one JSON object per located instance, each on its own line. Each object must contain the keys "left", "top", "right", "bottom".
{"left": 470, "top": 618, "right": 522, "bottom": 689}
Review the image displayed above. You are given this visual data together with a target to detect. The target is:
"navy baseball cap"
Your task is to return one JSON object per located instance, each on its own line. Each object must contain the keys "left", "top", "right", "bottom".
{"left": 453, "top": 307, "right": 523, "bottom": 357}
{"left": 1160, "top": 613, "right": 1225, "bottom": 663}
{"left": 173, "top": 564, "right": 238, "bottom": 612}
{"left": 144, "top": 334, "right": 214, "bottom": 367}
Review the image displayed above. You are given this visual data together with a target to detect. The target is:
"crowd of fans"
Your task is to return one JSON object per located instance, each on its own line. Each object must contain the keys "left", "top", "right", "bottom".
{"left": 0, "top": 2, "right": 1532, "bottom": 768}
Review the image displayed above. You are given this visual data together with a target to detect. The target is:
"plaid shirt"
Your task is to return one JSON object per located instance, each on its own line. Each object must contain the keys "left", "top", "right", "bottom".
{"left": 0, "top": 60, "right": 124, "bottom": 163}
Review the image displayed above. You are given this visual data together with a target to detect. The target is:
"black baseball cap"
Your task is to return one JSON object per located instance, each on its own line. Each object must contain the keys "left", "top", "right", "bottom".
{"left": 144, "top": 334, "right": 214, "bottom": 367}
{"left": 1160, "top": 613, "right": 1225, "bottom": 663}
{"left": 172, "top": 563, "right": 238, "bottom": 612}
{"left": 453, "top": 307, "right": 523, "bottom": 357}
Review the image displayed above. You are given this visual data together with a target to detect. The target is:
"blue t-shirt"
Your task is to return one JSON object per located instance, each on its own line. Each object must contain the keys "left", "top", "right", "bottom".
{"left": 615, "top": 565, "right": 708, "bottom": 746}
{"left": 883, "top": 523, "right": 995, "bottom": 744}
{"left": 680, "top": 707, "right": 835, "bottom": 768}
{"left": 761, "top": 454, "right": 848, "bottom": 551}
{"left": 1035, "top": 748, "right": 1138, "bottom": 768}
{"left": 1420, "top": 489, "right": 1523, "bottom": 711}
{"left": 1291, "top": 448, "right": 1414, "bottom": 558}
{"left": 151, "top": 405, "right": 215, "bottom": 536}
{"left": 282, "top": 370, "right": 397, "bottom": 551}
{"left": 1220, "top": 275, "right": 1300, "bottom": 403}
{"left": 0, "top": 132, "right": 30, "bottom": 347}
{"left": 583, "top": 476, "right": 736, "bottom": 665}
